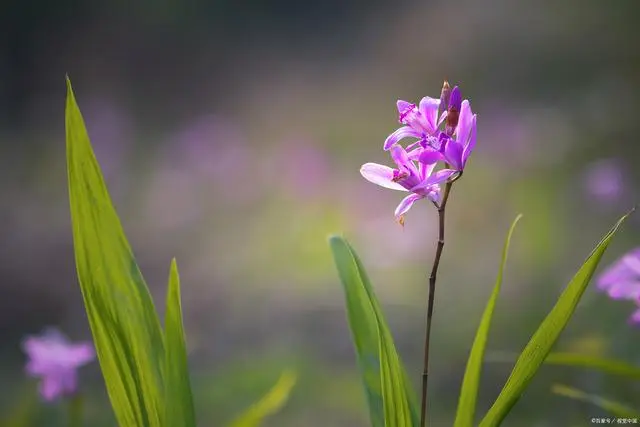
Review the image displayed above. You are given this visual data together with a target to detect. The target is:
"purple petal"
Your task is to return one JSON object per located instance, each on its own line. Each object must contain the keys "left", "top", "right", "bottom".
{"left": 448, "top": 86, "right": 462, "bottom": 111}
{"left": 456, "top": 100, "right": 475, "bottom": 146}
{"left": 397, "top": 100, "right": 413, "bottom": 114}
{"left": 598, "top": 248, "right": 640, "bottom": 290}
{"left": 461, "top": 115, "right": 477, "bottom": 168}
{"left": 390, "top": 145, "right": 419, "bottom": 176}
{"left": 409, "top": 169, "right": 456, "bottom": 194}
{"left": 383, "top": 126, "right": 421, "bottom": 150}
{"left": 606, "top": 280, "right": 640, "bottom": 300}
{"left": 67, "top": 344, "right": 95, "bottom": 366}
{"left": 419, "top": 162, "right": 436, "bottom": 181}
{"left": 418, "top": 97, "right": 441, "bottom": 133}
{"left": 418, "top": 149, "right": 445, "bottom": 166}
{"left": 40, "top": 375, "right": 63, "bottom": 402}
{"left": 426, "top": 168, "right": 457, "bottom": 184}
{"left": 444, "top": 140, "right": 464, "bottom": 170}
{"left": 426, "top": 185, "right": 442, "bottom": 204}
{"left": 629, "top": 308, "right": 640, "bottom": 325}
{"left": 394, "top": 193, "right": 423, "bottom": 219}
{"left": 360, "top": 163, "right": 407, "bottom": 191}
{"left": 622, "top": 249, "right": 640, "bottom": 274}
{"left": 407, "top": 146, "right": 423, "bottom": 161}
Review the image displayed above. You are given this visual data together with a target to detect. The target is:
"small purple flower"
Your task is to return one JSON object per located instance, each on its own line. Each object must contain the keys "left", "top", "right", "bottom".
{"left": 419, "top": 88, "right": 477, "bottom": 172}
{"left": 22, "top": 328, "right": 95, "bottom": 402}
{"left": 384, "top": 85, "right": 477, "bottom": 173}
{"left": 596, "top": 248, "right": 640, "bottom": 325}
{"left": 360, "top": 145, "right": 456, "bottom": 223}
{"left": 383, "top": 96, "right": 445, "bottom": 150}
{"left": 583, "top": 159, "right": 625, "bottom": 203}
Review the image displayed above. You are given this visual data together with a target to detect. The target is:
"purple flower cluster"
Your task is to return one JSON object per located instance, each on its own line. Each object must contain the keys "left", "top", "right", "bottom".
{"left": 22, "top": 328, "right": 95, "bottom": 402}
{"left": 596, "top": 248, "right": 640, "bottom": 325}
{"left": 360, "top": 82, "right": 477, "bottom": 224}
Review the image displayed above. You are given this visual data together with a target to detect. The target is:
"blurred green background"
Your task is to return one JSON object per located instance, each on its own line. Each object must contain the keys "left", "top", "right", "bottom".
{"left": 1, "top": 0, "right": 640, "bottom": 425}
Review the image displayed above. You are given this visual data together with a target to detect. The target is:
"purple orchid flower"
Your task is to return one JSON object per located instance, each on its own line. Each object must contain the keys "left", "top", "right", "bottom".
{"left": 419, "top": 87, "right": 477, "bottom": 172}
{"left": 383, "top": 96, "right": 445, "bottom": 151}
{"left": 596, "top": 248, "right": 640, "bottom": 325}
{"left": 360, "top": 145, "right": 456, "bottom": 223}
{"left": 22, "top": 328, "right": 95, "bottom": 402}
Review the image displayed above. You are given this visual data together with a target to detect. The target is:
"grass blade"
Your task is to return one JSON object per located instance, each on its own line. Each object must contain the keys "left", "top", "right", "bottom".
{"left": 479, "top": 210, "right": 633, "bottom": 427}
{"left": 164, "top": 258, "right": 197, "bottom": 427}
{"left": 66, "top": 77, "right": 165, "bottom": 427}
{"left": 227, "top": 370, "right": 297, "bottom": 427}
{"left": 551, "top": 384, "right": 639, "bottom": 417}
{"left": 453, "top": 214, "right": 522, "bottom": 427}
{"left": 329, "top": 235, "right": 419, "bottom": 427}
{"left": 487, "top": 352, "right": 640, "bottom": 381}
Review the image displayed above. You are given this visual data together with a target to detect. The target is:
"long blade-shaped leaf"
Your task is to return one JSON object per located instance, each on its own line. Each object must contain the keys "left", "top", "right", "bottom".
{"left": 551, "top": 384, "right": 639, "bottom": 417}
{"left": 227, "top": 370, "right": 297, "bottom": 427}
{"left": 454, "top": 214, "right": 522, "bottom": 427}
{"left": 487, "top": 352, "right": 640, "bottom": 381}
{"left": 66, "top": 77, "right": 165, "bottom": 427}
{"left": 545, "top": 353, "right": 640, "bottom": 380}
{"left": 164, "top": 258, "right": 196, "bottom": 427}
{"left": 479, "top": 210, "right": 633, "bottom": 426}
{"left": 329, "top": 235, "right": 419, "bottom": 427}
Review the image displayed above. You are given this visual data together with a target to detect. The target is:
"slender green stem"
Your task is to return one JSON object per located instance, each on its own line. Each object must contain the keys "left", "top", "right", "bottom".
{"left": 67, "top": 393, "right": 84, "bottom": 427}
{"left": 420, "top": 180, "right": 454, "bottom": 427}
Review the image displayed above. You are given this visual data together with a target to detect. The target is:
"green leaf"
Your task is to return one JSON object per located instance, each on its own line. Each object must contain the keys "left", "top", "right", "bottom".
{"left": 454, "top": 214, "right": 523, "bottom": 427}
{"left": 66, "top": 77, "right": 165, "bottom": 427}
{"left": 163, "top": 258, "right": 197, "bottom": 427}
{"left": 544, "top": 352, "right": 640, "bottom": 381}
{"left": 489, "top": 352, "right": 640, "bottom": 381}
{"left": 479, "top": 210, "right": 633, "bottom": 427}
{"left": 551, "top": 384, "right": 639, "bottom": 417}
{"left": 329, "top": 235, "right": 419, "bottom": 427}
{"left": 227, "top": 370, "right": 297, "bottom": 427}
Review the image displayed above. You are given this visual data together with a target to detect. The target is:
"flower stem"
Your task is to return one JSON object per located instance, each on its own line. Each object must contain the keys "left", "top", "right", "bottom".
{"left": 67, "top": 393, "right": 84, "bottom": 427}
{"left": 420, "top": 180, "right": 453, "bottom": 427}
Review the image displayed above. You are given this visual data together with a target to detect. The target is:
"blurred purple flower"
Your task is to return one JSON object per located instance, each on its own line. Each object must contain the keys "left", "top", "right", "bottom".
{"left": 361, "top": 145, "right": 455, "bottom": 223}
{"left": 583, "top": 159, "right": 624, "bottom": 203}
{"left": 596, "top": 248, "right": 640, "bottom": 326}
{"left": 22, "top": 328, "right": 95, "bottom": 402}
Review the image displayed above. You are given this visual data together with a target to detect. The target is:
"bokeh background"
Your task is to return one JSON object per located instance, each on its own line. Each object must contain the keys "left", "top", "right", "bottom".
{"left": 2, "top": 0, "right": 640, "bottom": 425}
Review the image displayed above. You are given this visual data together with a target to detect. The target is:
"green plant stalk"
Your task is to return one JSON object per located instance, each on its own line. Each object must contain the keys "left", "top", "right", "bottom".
{"left": 68, "top": 394, "right": 83, "bottom": 427}
{"left": 420, "top": 179, "right": 454, "bottom": 427}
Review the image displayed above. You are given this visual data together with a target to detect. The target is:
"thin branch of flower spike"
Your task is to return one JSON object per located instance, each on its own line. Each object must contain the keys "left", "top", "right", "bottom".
{"left": 360, "top": 81, "right": 476, "bottom": 426}
{"left": 421, "top": 178, "right": 452, "bottom": 426}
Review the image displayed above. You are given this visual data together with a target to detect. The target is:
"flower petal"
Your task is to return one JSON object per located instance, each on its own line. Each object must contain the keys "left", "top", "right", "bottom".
{"left": 67, "top": 344, "right": 95, "bottom": 366}
{"left": 40, "top": 375, "right": 63, "bottom": 401}
{"left": 426, "top": 185, "right": 442, "bottom": 204}
{"left": 629, "top": 308, "right": 640, "bottom": 325}
{"left": 418, "top": 96, "right": 441, "bottom": 133}
{"left": 419, "top": 161, "right": 436, "bottom": 181}
{"left": 360, "top": 163, "right": 407, "bottom": 191}
{"left": 418, "top": 148, "right": 445, "bottom": 166}
{"left": 448, "top": 86, "right": 462, "bottom": 111}
{"left": 444, "top": 140, "right": 464, "bottom": 170}
{"left": 397, "top": 100, "right": 413, "bottom": 115}
{"left": 456, "top": 100, "right": 475, "bottom": 147}
{"left": 461, "top": 114, "right": 477, "bottom": 168}
{"left": 390, "top": 145, "right": 419, "bottom": 176}
{"left": 394, "top": 193, "right": 423, "bottom": 219}
{"left": 606, "top": 280, "right": 640, "bottom": 300}
{"left": 426, "top": 168, "right": 457, "bottom": 185}
{"left": 383, "top": 126, "right": 422, "bottom": 150}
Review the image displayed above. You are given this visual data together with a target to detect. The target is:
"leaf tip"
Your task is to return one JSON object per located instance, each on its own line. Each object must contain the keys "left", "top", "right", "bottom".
{"left": 327, "top": 234, "right": 345, "bottom": 246}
